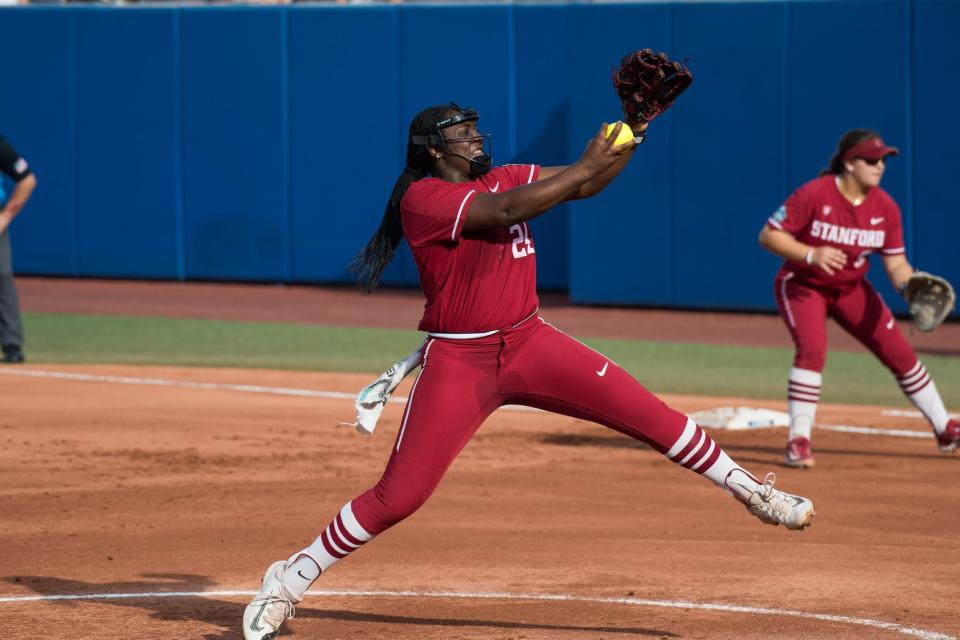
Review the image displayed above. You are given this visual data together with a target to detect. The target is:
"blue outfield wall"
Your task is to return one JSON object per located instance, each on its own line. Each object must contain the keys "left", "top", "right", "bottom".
{"left": 0, "top": 1, "right": 957, "bottom": 314}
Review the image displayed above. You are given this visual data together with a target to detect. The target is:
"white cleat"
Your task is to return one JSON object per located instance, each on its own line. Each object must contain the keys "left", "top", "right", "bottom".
{"left": 728, "top": 470, "right": 815, "bottom": 530}
{"left": 243, "top": 560, "right": 298, "bottom": 640}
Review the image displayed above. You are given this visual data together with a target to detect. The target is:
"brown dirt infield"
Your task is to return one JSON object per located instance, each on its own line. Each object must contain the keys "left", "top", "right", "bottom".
{"left": 1, "top": 278, "right": 957, "bottom": 639}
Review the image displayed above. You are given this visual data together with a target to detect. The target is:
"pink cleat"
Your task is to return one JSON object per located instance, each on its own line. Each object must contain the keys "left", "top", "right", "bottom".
{"left": 936, "top": 420, "right": 960, "bottom": 454}
{"left": 784, "top": 436, "right": 815, "bottom": 468}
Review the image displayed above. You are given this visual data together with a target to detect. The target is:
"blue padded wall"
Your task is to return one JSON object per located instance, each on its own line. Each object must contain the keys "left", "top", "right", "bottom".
{"left": 73, "top": 9, "right": 180, "bottom": 278}
{"left": 180, "top": 8, "right": 288, "bottom": 281}
{"left": 0, "top": 9, "right": 76, "bottom": 274}
{"left": 514, "top": 4, "right": 570, "bottom": 290}
{"left": 287, "top": 7, "right": 401, "bottom": 284}
{"left": 671, "top": 2, "right": 787, "bottom": 310}
{"left": 566, "top": 2, "right": 673, "bottom": 305}
{"left": 1, "top": 1, "right": 956, "bottom": 317}
{"left": 912, "top": 0, "right": 960, "bottom": 302}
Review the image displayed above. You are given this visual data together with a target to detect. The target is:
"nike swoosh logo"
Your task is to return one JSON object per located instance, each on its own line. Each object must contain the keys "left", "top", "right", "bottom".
{"left": 597, "top": 362, "right": 608, "bottom": 377}
{"left": 297, "top": 570, "right": 313, "bottom": 581}
{"left": 886, "top": 318, "right": 895, "bottom": 330}
{"left": 490, "top": 181, "right": 500, "bottom": 193}
{"left": 870, "top": 217, "right": 884, "bottom": 225}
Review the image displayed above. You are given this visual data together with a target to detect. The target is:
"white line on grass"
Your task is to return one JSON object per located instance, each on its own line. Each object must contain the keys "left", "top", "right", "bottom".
{"left": 0, "top": 367, "right": 358, "bottom": 400}
{"left": 0, "top": 367, "right": 542, "bottom": 411}
{"left": 0, "top": 588, "right": 951, "bottom": 639}
{"left": 0, "top": 368, "right": 935, "bottom": 438}
{"left": 819, "top": 424, "right": 933, "bottom": 438}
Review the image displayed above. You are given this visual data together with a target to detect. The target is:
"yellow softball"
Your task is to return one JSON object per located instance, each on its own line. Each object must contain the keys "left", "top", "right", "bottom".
{"left": 605, "top": 121, "right": 634, "bottom": 145}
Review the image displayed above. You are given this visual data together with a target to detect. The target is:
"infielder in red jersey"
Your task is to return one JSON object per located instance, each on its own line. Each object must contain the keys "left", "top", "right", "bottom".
{"left": 243, "top": 103, "right": 815, "bottom": 640}
{"left": 759, "top": 129, "right": 959, "bottom": 468}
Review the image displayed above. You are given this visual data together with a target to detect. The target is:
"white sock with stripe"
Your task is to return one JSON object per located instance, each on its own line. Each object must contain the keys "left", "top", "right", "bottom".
{"left": 898, "top": 361, "right": 950, "bottom": 433}
{"left": 665, "top": 418, "right": 760, "bottom": 500}
{"left": 281, "top": 501, "right": 375, "bottom": 600}
{"left": 281, "top": 555, "right": 319, "bottom": 602}
{"left": 787, "top": 367, "right": 821, "bottom": 441}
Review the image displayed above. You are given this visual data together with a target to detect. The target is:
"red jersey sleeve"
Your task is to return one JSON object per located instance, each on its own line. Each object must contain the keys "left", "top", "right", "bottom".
{"left": 881, "top": 195, "right": 905, "bottom": 256}
{"left": 498, "top": 163, "right": 540, "bottom": 188}
{"left": 400, "top": 165, "right": 540, "bottom": 248}
{"left": 768, "top": 183, "right": 814, "bottom": 236}
{"left": 401, "top": 180, "right": 479, "bottom": 248}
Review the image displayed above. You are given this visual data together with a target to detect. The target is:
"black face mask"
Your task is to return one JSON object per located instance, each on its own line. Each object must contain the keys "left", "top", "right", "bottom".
{"left": 465, "top": 152, "right": 492, "bottom": 178}
{"left": 435, "top": 148, "right": 492, "bottom": 178}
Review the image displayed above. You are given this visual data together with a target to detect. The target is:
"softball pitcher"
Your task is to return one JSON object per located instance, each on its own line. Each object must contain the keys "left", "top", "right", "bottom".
{"left": 760, "top": 129, "right": 958, "bottom": 468}
{"left": 242, "top": 103, "right": 815, "bottom": 640}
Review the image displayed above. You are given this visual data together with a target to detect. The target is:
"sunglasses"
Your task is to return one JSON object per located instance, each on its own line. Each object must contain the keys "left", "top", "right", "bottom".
{"left": 859, "top": 157, "right": 885, "bottom": 166}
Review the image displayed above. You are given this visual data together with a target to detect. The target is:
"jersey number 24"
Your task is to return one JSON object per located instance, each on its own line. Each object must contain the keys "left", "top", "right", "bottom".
{"left": 510, "top": 223, "right": 536, "bottom": 259}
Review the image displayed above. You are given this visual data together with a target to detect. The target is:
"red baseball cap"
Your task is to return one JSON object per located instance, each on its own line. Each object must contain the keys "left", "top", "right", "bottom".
{"left": 842, "top": 136, "right": 900, "bottom": 162}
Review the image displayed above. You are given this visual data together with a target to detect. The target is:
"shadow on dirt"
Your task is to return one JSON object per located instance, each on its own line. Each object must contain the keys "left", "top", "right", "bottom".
{"left": 4, "top": 574, "right": 240, "bottom": 639}
{"left": 296, "top": 606, "right": 678, "bottom": 637}
{"left": 721, "top": 442, "right": 959, "bottom": 463}
{"left": 542, "top": 433, "right": 650, "bottom": 449}
{"left": 542, "top": 432, "right": 958, "bottom": 464}
{"left": 4, "top": 574, "right": 678, "bottom": 638}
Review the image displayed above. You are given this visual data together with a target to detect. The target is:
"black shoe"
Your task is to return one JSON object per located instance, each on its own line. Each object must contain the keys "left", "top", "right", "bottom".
{"left": 1, "top": 349, "right": 24, "bottom": 364}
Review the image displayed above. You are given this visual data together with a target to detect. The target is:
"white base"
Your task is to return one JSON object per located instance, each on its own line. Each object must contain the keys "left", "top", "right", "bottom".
{"left": 688, "top": 406, "right": 789, "bottom": 430}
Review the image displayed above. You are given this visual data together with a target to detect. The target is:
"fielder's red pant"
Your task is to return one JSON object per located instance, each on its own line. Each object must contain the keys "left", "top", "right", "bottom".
{"left": 774, "top": 273, "right": 917, "bottom": 374}
{"left": 351, "top": 316, "right": 688, "bottom": 535}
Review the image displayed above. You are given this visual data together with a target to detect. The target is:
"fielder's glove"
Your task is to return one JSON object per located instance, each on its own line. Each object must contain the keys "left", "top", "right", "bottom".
{"left": 901, "top": 271, "right": 956, "bottom": 332}
{"left": 612, "top": 49, "right": 693, "bottom": 137}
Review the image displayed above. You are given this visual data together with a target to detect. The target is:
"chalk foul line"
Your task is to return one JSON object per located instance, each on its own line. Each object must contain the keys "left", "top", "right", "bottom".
{"left": 0, "top": 367, "right": 938, "bottom": 439}
{"left": 0, "top": 588, "right": 952, "bottom": 639}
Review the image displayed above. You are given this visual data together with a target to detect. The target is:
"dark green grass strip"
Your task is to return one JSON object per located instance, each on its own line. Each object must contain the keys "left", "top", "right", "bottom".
{"left": 21, "top": 313, "right": 423, "bottom": 373}
{"left": 18, "top": 312, "right": 959, "bottom": 407}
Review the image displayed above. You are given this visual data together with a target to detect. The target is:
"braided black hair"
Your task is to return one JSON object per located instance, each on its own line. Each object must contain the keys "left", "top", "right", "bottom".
{"left": 349, "top": 104, "right": 459, "bottom": 293}
{"left": 819, "top": 129, "right": 880, "bottom": 176}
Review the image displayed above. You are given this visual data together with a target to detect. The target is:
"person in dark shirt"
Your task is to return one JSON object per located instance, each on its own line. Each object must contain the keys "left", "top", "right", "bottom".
{"left": 0, "top": 134, "right": 37, "bottom": 363}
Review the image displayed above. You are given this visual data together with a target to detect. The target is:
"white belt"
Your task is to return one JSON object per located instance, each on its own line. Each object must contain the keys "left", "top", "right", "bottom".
{"left": 427, "top": 308, "right": 539, "bottom": 340}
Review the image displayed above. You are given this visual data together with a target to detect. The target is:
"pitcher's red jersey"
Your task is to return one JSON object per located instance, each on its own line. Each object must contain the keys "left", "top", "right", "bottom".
{"left": 401, "top": 164, "right": 541, "bottom": 333}
{"left": 767, "top": 175, "right": 904, "bottom": 290}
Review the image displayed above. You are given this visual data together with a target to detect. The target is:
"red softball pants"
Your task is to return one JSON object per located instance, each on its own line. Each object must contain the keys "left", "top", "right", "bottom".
{"left": 351, "top": 316, "right": 688, "bottom": 535}
{"left": 774, "top": 273, "right": 917, "bottom": 374}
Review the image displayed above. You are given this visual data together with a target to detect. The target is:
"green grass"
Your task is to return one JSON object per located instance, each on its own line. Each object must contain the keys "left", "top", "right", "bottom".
{"left": 584, "top": 337, "right": 959, "bottom": 405}
{"left": 22, "top": 312, "right": 424, "bottom": 373}
{"left": 20, "top": 312, "right": 960, "bottom": 406}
